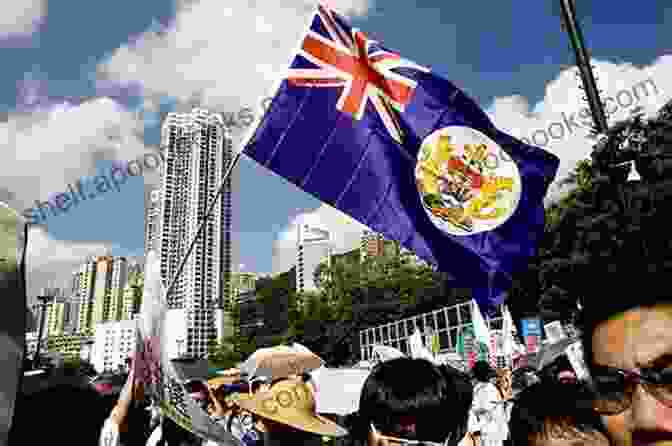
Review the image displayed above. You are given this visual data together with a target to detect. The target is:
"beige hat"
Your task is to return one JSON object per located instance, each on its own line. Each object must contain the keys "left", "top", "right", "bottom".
{"left": 232, "top": 377, "right": 348, "bottom": 437}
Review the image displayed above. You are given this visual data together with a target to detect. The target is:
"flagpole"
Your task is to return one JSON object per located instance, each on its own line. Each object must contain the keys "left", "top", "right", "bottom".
{"left": 559, "top": 0, "right": 608, "bottom": 134}
{"left": 165, "top": 148, "right": 243, "bottom": 298}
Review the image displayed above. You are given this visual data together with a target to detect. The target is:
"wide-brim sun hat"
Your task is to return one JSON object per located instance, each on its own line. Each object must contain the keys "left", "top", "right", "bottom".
{"left": 232, "top": 377, "right": 348, "bottom": 437}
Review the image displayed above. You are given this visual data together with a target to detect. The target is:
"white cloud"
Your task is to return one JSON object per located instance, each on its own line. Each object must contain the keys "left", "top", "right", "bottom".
{"left": 25, "top": 226, "right": 114, "bottom": 304}
{"left": 0, "top": 0, "right": 46, "bottom": 38}
{"left": 0, "top": 95, "right": 150, "bottom": 212}
{"left": 486, "top": 56, "right": 672, "bottom": 202}
{"left": 96, "top": 0, "right": 373, "bottom": 144}
{"left": 272, "top": 204, "right": 367, "bottom": 274}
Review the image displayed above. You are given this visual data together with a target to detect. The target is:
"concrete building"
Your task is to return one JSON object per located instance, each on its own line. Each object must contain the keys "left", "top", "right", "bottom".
{"left": 157, "top": 109, "right": 234, "bottom": 358}
{"left": 108, "top": 257, "right": 129, "bottom": 321}
{"left": 296, "top": 224, "right": 331, "bottom": 294}
{"left": 90, "top": 256, "right": 128, "bottom": 327}
{"left": 360, "top": 229, "right": 426, "bottom": 266}
{"left": 91, "top": 320, "right": 137, "bottom": 373}
{"left": 46, "top": 300, "right": 71, "bottom": 336}
{"left": 145, "top": 188, "right": 162, "bottom": 254}
{"left": 77, "top": 259, "right": 97, "bottom": 333}
{"left": 47, "top": 333, "right": 94, "bottom": 361}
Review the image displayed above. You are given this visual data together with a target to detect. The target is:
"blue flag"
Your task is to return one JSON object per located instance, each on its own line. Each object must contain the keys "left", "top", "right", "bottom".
{"left": 244, "top": 4, "right": 559, "bottom": 316}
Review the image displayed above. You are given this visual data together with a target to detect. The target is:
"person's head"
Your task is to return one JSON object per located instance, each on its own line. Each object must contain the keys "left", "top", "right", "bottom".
{"left": 572, "top": 185, "right": 672, "bottom": 446}
{"left": 472, "top": 361, "right": 496, "bottom": 383}
{"left": 509, "top": 380, "right": 609, "bottom": 446}
{"left": 233, "top": 375, "right": 347, "bottom": 445}
{"left": 356, "top": 358, "right": 472, "bottom": 446}
{"left": 10, "top": 379, "right": 109, "bottom": 444}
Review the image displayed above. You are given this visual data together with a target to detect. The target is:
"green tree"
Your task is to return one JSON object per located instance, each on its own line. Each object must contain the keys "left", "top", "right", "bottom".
{"left": 509, "top": 102, "right": 672, "bottom": 327}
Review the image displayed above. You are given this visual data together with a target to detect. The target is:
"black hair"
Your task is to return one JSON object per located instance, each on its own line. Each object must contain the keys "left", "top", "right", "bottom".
{"left": 354, "top": 357, "right": 469, "bottom": 444}
{"left": 538, "top": 355, "right": 573, "bottom": 383}
{"left": 10, "top": 380, "right": 109, "bottom": 444}
{"left": 471, "top": 361, "right": 496, "bottom": 383}
{"left": 509, "top": 380, "right": 606, "bottom": 446}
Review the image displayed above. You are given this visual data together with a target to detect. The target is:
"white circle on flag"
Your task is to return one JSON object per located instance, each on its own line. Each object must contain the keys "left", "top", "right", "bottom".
{"left": 414, "top": 126, "right": 522, "bottom": 236}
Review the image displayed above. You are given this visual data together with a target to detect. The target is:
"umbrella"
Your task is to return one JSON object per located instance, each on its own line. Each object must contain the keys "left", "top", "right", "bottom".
{"left": 240, "top": 345, "right": 324, "bottom": 380}
{"left": 535, "top": 337, "right": 578, "bottom": 371}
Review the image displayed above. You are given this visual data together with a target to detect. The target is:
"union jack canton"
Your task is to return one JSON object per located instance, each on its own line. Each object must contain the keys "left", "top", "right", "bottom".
{"left": 287, "top": 4, "right": 429, "bottom": 143}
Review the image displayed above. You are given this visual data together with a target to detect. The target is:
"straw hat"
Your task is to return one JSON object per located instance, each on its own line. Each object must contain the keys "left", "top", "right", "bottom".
{"left": 232, "top": 377, "right": 348, "bottom": 437}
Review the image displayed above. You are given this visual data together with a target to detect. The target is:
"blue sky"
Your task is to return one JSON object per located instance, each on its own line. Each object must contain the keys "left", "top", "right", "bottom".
{"left": 2, "top": 0, "right": 671, "bottom": 294}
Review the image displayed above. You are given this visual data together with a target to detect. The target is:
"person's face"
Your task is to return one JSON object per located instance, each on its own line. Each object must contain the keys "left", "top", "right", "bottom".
{"left": 591, "top": 304, "right": 672, "bottom": 446}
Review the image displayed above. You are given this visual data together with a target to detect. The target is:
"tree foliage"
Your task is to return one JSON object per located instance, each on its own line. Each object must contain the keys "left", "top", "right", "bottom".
{"left": 509, "top": 102, "right": 672, "bottom": 326}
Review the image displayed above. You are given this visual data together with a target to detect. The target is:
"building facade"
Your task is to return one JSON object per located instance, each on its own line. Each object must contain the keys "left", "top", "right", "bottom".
{"left": 145, "top": 188, "right": 162, "bottom": 254}
{"left": 91, "top": 320, "right": 137, "bottom": 373}
{"left": 77, "top": 259, "right": 97, "bottom": 333}
{"left": 296, "top": 224, "right": 331, "bottom": 294}
{"left": 47, "top": 333, "right": 94, "bottom": 361}
{"left": 46, "top": 300, "right": 71, "bottom": 336}
{"left": 156, "top": 108, "right": 234, "bottom": 358}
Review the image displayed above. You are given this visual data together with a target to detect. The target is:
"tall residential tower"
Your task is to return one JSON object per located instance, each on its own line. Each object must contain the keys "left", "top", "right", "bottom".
{"left": 156, "top": 108, "right": 234, "bottom": 358}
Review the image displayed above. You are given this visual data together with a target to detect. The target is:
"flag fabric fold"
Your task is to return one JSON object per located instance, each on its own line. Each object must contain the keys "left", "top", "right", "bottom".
{"left": 0, "top": 202, "right": 27, "bottom": 446}
{"left": 244, "top": 3, "right": 559, "bottom": 317}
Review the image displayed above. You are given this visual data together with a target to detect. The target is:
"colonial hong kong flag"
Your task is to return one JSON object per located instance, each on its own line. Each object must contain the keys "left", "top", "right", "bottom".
{"left": 243, "top": 4, "right": 559, "bottom": 316}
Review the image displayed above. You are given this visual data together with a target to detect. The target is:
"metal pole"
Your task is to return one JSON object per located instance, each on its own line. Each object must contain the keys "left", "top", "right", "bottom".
{"left": 559, "top": 0, "right": 608, "bottom": 134}
{"left": 165, "top": 149, "right": 243, "bottom": 298}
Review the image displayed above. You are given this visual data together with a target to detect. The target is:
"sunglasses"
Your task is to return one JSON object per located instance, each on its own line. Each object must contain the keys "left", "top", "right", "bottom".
{"left": 370, "top": 423, "right": 451, "bottom": 446}
{"left": 590, "top": 364, "right": 672, "bottom": 415}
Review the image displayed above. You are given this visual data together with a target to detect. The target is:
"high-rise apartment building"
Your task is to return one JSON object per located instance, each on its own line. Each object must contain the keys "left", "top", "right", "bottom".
{"left": 67, "top": 270, "right": 81, "bottom": 333}
{"left": 91, "top": 256, "right": 128, "bottom": 325}
{"left": 92, "top": 320, "right": 137, "bottom": 373}
{"left": 47, "top": 300, "right": 71, "bottom": 336}
{"left": 156, "top": 108, "right": 233, "bottom": 358}
{"left": 145, "top": 189, "right": 162, "bottom": 253}
{"left": 108, "top": 257, "right": 129, "bottom": 321}
{"left": 296, "top": 224, "right": 331, "bottom": 293}
{"left": 78, "top": 259, "right": 97, "bottom": 333}
{"left": 77, "top": 256, "right": 129, "bottom": 333}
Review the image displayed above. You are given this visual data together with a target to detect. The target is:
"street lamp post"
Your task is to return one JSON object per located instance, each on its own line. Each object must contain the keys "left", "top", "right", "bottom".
{"left": 33, "top": 291, "right": 54, "bottom": 369}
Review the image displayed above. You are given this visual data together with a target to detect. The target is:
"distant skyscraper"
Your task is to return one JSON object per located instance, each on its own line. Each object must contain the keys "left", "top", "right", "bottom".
{"left": 296, "top": 224, "right": 331, "bottom": 293}
{"left": 157, "top": 108, "right": 234, "bottom": 358}
{"left": 78, "top": 259, "right": 97, "bottom": 333}
{"left": 91, "top": 256, "right": 128, "bottom": 325}
{"left": 145, "top": 189, "right": 162, "bottom": 253}
{"left": 108, "top": 257, "right": 129, "bottom": 321}
{"left": 47, "top": 300, "right": 71, "bottom": 336}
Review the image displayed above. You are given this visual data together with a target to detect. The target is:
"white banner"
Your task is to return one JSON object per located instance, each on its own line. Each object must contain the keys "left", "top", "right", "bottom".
{"left": 134, "top": 252, "right": 238, "bottom": 445}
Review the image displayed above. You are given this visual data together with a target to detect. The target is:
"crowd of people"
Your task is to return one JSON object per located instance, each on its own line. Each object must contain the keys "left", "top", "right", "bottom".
{"left": 9, "top": 289, "right": 672, "bottom": 446}
{"left": 9, "top": 193, "right": 672, "bottom": 446}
